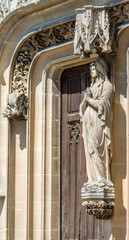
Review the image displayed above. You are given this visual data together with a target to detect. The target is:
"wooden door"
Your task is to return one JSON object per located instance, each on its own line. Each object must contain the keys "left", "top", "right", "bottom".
{"left": 61, "top": 64, "right": 104, "bottom": 240}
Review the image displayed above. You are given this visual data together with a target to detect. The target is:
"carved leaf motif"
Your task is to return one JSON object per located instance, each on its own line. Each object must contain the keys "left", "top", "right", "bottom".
{"left": 12, "top": 20, "right": 75, "bottom": 93}
{"left": 82, "top": 200, "right": 115, "bottom": 220}
{"left": 109, "top": 3, "right": 129, "bottom": 26}
{"left": 0, "top": 0, "right": 39, "bottom": 23}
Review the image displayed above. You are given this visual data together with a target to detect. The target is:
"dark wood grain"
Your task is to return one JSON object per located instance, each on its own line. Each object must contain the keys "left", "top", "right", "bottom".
{"left": 61, "top": 64, "right": 104, "bottom": 240}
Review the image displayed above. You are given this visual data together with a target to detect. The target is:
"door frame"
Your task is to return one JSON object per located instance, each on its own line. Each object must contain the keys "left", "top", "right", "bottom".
{"left": 28, "top": 42, "right": 98, "bottom": 239}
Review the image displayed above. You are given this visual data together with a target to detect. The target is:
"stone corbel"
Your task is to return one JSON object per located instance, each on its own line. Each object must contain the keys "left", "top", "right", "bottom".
{"left": 74, "top": 5, "right": 115, "bottom": 58}
{"left": 3, "top": 20, "right": 75, "bottom": 120}
{"left": 81, "top": 188, "right": 115, "bottom": 220}
{"left": 3, "top": 93, "right": 28, "bottom": 120}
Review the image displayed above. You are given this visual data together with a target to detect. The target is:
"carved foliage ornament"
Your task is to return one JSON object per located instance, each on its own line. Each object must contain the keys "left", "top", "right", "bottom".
{"left": 11, "top": 1, "right": 129, "bottom": 95}
{"left": 82, "top": 200, "right": 115, "bottom": 220}
{"left": 74, "top": 6, "right": 114, "bottom": 57}
{"left": 3, "top": 20, "right": 75, "bottom": 120}
{"left": 8, "top": 2, "right": 129, "bottom": 118}
{"left": 0, "top": 0, "right": 39, "bottom": 23}
{"left": 12, "top": 20, "right": 75, "bottom": 94}
{"left": 109, "top": 2, "right": 129, "bottom": 26}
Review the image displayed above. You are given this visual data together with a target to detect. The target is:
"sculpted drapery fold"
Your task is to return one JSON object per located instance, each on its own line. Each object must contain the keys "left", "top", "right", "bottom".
{"left": 80, "top": 58, "right": 114, "bottom": 193}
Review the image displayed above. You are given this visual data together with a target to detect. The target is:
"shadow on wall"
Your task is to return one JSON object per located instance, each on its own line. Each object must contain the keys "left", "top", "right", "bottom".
{"left": 13, "top": 120, "right": 27, "bottom": 150}
{"left": 8, "top": 120, "right": 27, "bottom": 239}
{"left": 0, "top": 198, "right": 5, "bottom": 215}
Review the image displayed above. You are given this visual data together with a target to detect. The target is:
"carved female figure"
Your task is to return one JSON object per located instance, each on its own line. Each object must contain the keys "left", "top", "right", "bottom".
{"left": 80, "top": 58, "right": 114, "bottom": 192}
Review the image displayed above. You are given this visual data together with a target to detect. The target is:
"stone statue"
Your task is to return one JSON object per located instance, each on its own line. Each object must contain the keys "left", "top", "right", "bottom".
{"left": 80, "top": 58, "right": 114, "bottom": 193}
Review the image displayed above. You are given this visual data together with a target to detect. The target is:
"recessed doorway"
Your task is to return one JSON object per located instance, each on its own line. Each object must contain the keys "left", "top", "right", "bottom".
{"left": 60, "top": 64, "right": 104, "bottom": 240}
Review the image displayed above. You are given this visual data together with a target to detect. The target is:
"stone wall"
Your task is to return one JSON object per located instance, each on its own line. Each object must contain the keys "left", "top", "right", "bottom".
{"left": 0, "top": 0, "right": 129, "bottom": 239}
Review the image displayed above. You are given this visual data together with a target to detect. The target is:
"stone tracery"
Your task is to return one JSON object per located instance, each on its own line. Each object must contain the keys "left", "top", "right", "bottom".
{"left": 12, "top": 20, "right": 75, "bottom": 94}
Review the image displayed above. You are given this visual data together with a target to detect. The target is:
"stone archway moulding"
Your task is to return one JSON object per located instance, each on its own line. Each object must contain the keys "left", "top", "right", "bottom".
{"left": 27, "top": 21, "right": 129, "bottom": 232}
{"left": 3, "top": 0, "right": 129, "bottom": 238}
{"left": 11, "top": 19, "right": 75, "bottom": 94}
{"left": 5, "top": 22, "right": 129, "bottom": 239}
{"left": 7, "top": 0, "right": 129, "bottom": 95}
{"left": 3, "top": 18, "right": 75, "bottom": 120}
{"left": 12, "top": 0, "right": 129, "bottom": 94}
{"left": 26, "top": 41, "right": 98, "bottom": 239}
{"left": 3, "top": 0, "right": 129, "bottom": 121}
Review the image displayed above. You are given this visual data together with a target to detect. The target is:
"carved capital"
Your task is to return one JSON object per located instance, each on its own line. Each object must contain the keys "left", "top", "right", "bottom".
{"left": 82, "top": 200, "right": 115, "bottom": 220}
{"left": 74, "top": 6, "right": 114, "bottom": 57}
{"left": 3, "top": 93, "right": 28, "bottom": 120}
{"left": 81, "top": 183, "right": 115, "bottom": 220}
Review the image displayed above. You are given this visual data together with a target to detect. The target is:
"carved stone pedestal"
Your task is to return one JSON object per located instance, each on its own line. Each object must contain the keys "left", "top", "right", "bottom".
{"left": 81, "top": 189, "right": 115, "bottom": 220}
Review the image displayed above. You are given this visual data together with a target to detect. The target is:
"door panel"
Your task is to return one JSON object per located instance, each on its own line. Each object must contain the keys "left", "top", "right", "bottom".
{"left": 61, "top": 64, "right": 104, "bottom": 240}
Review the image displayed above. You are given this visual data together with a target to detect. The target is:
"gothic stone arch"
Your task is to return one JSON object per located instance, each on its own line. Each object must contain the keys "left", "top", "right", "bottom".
{"left": 2, "top": 1, "right": 129, "bottom": 240}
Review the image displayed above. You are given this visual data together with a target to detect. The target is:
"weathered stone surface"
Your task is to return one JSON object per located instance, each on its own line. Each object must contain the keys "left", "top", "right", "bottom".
{"left": 3, "top": 93, "right": 28, "bottom": 120}
{"left": 109, "top": 2, "right": 129, "bottom": 26}
{"left": 12, "top": 20, "right": 75, "bottom": 94}
{"left": 74, "top": 6, "right": 114, "bottom": 57}
{"left": 80, "top": 58, "right": 114, "bottom": 194}
{"left": 82, "top": 200, "right": 115, "bottom": 220}
{"left": 79, "top": 58, "right": 115, "bottom": 219}
{"left": 0, "top": 0, "right": 129, "bottom": 239}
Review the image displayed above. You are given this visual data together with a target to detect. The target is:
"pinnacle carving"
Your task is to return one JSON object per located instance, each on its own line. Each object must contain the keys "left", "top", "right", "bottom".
{"left": 10, "top": 2, "right": 129, "bottom": 95}
{"left": 4, "top": 1, "right": 129, "bottom": 122}
{"left": 74, "top": 6, "right": 115, "bottom": 57}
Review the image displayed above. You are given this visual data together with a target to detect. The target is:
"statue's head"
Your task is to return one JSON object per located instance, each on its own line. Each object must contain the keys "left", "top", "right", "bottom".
{"left": 90, "top": 62, "right": 98, "bottom": 80}
{"left": 90, "top": 58, "right": 108, "bottom": 80}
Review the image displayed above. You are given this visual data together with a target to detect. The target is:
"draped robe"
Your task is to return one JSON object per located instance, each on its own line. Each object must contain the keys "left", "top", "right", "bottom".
{"left": 80, "top": 77, "right": 114, "bottom": 188}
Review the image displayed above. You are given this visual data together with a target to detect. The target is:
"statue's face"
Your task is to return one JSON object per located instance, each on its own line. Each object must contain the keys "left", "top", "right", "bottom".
{"left": 90, "top": 64, "right": 98, "bottom": 80}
